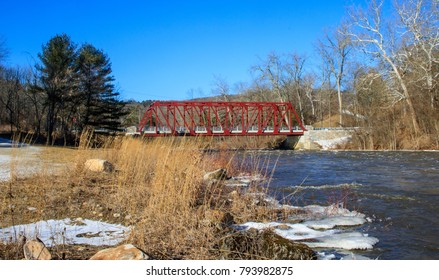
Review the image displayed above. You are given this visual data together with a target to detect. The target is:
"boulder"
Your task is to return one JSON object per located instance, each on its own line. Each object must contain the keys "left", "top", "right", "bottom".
{"left": 84, "top": 159, "right": 114, "bottom": 172}
{"left": 203, "top": 168, "right": 228, "bottom": 181}
{"left": 23, "top": 239, "right": 52, "bottom": 260}
{"left": 89, "top": 244, "right": 150, "bottom": 260}
{"left": 220, "top": 229, "right": 316, "bottom": 260}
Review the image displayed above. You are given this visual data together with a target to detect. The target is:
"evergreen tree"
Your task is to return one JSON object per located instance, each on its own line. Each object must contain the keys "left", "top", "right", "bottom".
{"left": 34, "top": 34, "right": 78, "bottom": 144}
{"left": 32, "top": 35, "right": 126, "bottom": 144}
{"left": 76, "top": 44, "right": 126, "bottom": 130}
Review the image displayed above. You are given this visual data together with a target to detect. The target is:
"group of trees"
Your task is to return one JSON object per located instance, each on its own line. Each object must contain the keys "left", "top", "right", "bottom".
{"left": 0, "top": 34, "right": 125, "bottom": 144}
{"left": 208, "top": 0, "right": 438, "bottom": 149}
{"left": 349, "top": 0, "right": 438, "bottom": 149}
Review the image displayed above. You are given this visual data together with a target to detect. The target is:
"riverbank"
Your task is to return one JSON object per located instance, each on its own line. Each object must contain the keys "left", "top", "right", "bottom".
{"left": 0, "top": 136, "right": 384, "bottom": 260}
{"left": 0, "top": 136, "right": 313, "bottom": 259}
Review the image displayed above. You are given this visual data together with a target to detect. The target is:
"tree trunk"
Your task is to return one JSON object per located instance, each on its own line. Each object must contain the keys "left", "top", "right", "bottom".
{"left": 46, "top": 100, "right": 56, "bottom": 145}
{"left": 295, "top": 87, "right": 304, "bottom": 124}
{"left": 382, "top": 51, "right": 421, "bottom": 135}
{"left": 336, "top": 79, "right": 343, "bottom": 126}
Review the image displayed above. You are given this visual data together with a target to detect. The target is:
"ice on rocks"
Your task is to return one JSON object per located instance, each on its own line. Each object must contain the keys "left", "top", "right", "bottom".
{"left": 238, "top": 222, "right": 339, "bottom": 241}
{"left": 239, "top": 218, "right": 378, "bottom": 251}
{"left": 302, "top": 204, "right": 366, "bottom": 218}
{"left": 304, "top": 232, "right": 379, "bottom": 250}
{"left": 303, "top": 216, "right": 367, "bottom": 230}
{"left": 237, "top": 192, "right": 379, "bottom": 254}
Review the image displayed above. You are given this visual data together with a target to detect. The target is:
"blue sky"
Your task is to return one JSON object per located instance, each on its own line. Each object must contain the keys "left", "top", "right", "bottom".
{"left": 1, "top": 0, "right": 363, "bottom": 101}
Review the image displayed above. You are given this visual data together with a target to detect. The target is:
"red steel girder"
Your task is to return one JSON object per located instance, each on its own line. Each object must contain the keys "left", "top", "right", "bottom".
{"left": 138, "top": 101, "right": 306, "bottom": 136}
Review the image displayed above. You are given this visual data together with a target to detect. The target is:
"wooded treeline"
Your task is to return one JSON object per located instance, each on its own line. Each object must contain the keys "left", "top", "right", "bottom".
{"left": 206, "top": 0, "right": 438, "bottom": 149}
{"left": 0, "top": 34, "right": 126, "bottom": 144}
{"left": 1, "top": 0, "right": 438, "bottom": 149}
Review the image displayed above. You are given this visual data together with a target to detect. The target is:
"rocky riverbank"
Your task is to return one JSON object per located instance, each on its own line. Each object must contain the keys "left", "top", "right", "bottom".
{"left": 1, "top": 137, "right": 379, "bottom": 260}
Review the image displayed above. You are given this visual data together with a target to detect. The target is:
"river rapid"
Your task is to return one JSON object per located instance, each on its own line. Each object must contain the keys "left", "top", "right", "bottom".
{"left": 257, "top": 150, "right": 439, "bottom": 260}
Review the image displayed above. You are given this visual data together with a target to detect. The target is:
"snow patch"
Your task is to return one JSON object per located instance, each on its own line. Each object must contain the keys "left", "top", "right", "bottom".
{"left": 0, "top": 218, "right": 130, "bottom": 247}
{"left": 0, "top": 146, "right": 62, "bottom": 182}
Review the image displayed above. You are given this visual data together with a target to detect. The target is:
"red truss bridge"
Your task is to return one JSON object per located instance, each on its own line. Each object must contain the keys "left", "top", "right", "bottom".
{"left": 138, "top": 101, "right": 306, "bottom": 136}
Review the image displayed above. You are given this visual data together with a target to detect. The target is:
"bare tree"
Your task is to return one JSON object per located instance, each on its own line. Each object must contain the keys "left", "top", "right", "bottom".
{"left": 346, "top": 0, "right": 421, "bottom": 134}
{"left": 314, "top": 44, "right": 335, "bottom": 127}
{"left": 252, "top": 52, "right": 310, "bottom": 123}
{"left": 233, "top": 81, "right": 249, "bottom": 101}
{"left": 303, "top": 73, "right": 317, "bottom": 120}
{"left": 211, "top": 75, "right": 231, "bottom": 101}
{"left": 252, "top": 52, "right": 288, "bottom": 103}
{"left": 317, "top": 24, "right": 353, "bottom": 126}
{"left": 245, "top": 81, "right": 272, "bottom": 102}
{"left": 396, "top": 0, "right": 439, "bottom": 109}
{"left": 186, "top": 87, "right": 204, "bottom": 100}
{"left": 285, "top": 53, "right": 307, "bottom": 123}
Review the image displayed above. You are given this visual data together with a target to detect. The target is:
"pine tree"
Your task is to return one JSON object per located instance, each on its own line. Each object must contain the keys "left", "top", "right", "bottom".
{"left": 34, "top": 34, "right": 77, "bottom": 144}
{"left": 76, "top": 44, "right": 126, "bottom": 130}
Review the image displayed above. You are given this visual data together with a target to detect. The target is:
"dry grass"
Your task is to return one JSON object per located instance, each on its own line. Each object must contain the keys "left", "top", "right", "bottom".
{"left": 1, "top": 133, "right": 282, "bottom": 259}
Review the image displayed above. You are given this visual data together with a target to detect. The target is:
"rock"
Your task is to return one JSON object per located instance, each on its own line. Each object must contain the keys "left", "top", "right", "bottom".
{"left": 84, "top": 159, "right": 114, "bottom": 172}
{"left": 89, "top": 244, "right": 150, "bottom": 260}
{"left": 220, "top": 229, "right": 316, "bottom": 260}
{"left": 203, "top": 168, "right": 228, "bottom": 181}
{"left": 23, "top": 239, "right": 52, "bottom": 260}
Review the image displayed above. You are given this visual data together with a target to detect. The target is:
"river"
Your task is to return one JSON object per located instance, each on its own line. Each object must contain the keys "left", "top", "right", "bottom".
{"left": 258, "top": 150, "right": 439, "bottom": 260}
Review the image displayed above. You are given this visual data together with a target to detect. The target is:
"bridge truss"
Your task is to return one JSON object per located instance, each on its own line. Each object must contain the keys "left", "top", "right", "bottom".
{"left": 138, "top": 101, "right": 306, "bottom": 136}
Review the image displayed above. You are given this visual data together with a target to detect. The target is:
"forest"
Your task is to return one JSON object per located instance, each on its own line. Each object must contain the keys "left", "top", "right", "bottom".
{"left": 1, "top": 0, "right": 438, "bottom": 149}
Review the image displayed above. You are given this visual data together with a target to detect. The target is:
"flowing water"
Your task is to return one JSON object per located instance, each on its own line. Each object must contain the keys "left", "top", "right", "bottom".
{"left": 258, "top": 150, "right": 439, "bottom": 259}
